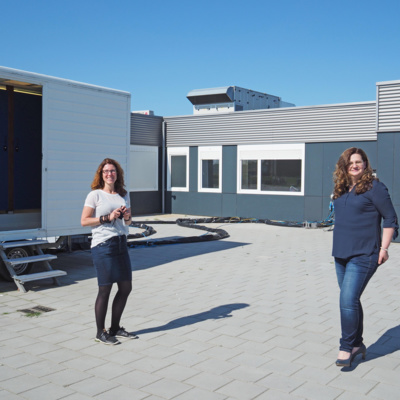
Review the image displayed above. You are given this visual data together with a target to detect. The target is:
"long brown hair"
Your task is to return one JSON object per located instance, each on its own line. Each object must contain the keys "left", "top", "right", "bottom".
{"left": 91, "top": 158, "right": 127, "bottom": 197}
{"left": 332, "top": 147, "right": 376, "bottom": 199}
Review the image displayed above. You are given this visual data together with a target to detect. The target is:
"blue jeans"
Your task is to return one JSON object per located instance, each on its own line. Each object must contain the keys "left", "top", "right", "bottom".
{"left": 335, "top": 253, "right": 379, "bottom": 352}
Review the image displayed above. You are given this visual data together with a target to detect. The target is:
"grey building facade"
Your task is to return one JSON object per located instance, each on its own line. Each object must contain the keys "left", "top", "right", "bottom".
{"left": 130, "top": 80, "right": 400, "bottom": 230}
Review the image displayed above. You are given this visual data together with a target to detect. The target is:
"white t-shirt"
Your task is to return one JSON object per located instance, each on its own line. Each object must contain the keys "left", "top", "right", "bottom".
{"left": 84, "top": 189, "right": 131, "bottom": 248}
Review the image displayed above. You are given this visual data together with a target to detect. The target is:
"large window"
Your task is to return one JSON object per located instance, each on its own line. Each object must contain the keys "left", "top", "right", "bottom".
{"left": 129, "top": 145, "right": 158, "bottom": 192}
{"left": 237, "top": 144, "right": 305, "bottom": 195}
{"left": 198, "top": 146, "right": 222, "bottom": 192}
{"left": 261, "top": 159, "right": 302, "bottom": 192}
{"left": 167, "top": 147, "right": 189, "bottom": 191}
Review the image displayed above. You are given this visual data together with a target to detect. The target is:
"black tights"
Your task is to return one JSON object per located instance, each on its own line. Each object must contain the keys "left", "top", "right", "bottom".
{"left": 95, "top": 280, "right": 132, "bottom": 334}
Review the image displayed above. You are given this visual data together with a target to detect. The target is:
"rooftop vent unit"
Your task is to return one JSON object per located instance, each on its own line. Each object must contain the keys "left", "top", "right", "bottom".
{"left": 187, "top": 86, "right": 294, "bottom": 115}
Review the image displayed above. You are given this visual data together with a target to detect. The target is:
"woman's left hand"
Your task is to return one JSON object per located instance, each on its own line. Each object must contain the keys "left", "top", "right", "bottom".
{"left": 378, "top": 249, "right": 389, "bottom": 265}
{"left": 122, "top": 207, "right": 131, "bottom": 223}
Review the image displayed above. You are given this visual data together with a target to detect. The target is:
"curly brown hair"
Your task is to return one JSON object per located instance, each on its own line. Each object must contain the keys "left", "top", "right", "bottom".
{"left": 91, "top": 158, "right": 127, "bottom": 197}
{"left": 332, "top": 147, "right": 376, "bottom": 199}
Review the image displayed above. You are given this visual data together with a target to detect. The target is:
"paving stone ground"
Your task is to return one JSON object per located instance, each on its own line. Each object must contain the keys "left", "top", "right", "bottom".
{"left": 1, "top": 215, "right": 400, "bottom": 400}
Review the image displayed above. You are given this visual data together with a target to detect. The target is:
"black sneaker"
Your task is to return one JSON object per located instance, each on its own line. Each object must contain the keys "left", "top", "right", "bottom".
{"left": 110, "top": 326, "right": 138, "bottom": 339}
{"left": 95, "top": 330, "right": 120, "bottom": 345}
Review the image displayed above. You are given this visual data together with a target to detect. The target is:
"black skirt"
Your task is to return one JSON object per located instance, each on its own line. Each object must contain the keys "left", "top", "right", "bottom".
{"left": 91, "top": 235, "right": 132, "bottom": 286}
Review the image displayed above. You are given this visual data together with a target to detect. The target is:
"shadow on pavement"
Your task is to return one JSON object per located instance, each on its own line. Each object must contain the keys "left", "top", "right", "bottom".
{"left": 131, "top": 239, "right": 250, "bottom": 270}
{"left": 0, "top": 240, "right": 250, "bottom": 293}
{"left": 134, "top": 303, "right": 250, "bottom": 335}
{"left": 340, "top": 324, "right": 400, "bottom": 372}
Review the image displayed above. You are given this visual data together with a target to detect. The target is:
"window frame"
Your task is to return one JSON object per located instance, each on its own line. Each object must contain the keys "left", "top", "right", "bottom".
{"left": 167, "top": 147, "right": 189, "bottom": 192}
{"left": 237, "top": 144, "right": 305, "bottom": 196}
{"left": 198, "top": 146, "right": 222, "bottom": 193}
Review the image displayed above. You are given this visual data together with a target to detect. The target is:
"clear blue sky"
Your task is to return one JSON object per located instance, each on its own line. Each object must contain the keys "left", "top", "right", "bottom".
{"left": 2, "top": 0, "right": 399, "bottom": 116}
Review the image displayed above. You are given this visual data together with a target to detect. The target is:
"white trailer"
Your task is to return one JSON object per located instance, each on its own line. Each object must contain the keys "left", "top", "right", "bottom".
{"left": 0, "top": 66, "right": 131, "bottom": 291}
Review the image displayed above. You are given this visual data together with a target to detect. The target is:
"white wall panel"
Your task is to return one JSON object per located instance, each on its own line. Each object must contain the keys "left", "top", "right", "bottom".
{"left": 43, "top": 81, "right": 131, "bottom": 236}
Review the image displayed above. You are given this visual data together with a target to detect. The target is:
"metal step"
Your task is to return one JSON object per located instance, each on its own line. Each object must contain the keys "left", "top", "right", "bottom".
{"left": 14, "top": 270, "right": 67, "bottom": 284}
{"left": 5, "top": 254, "right": 58, "bottom": 266}
{"left": 0, "top": 240, "right": 49, "bottom": 249}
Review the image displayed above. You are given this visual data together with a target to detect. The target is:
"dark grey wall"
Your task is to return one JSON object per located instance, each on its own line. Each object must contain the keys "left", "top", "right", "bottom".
{"left": 377, "top": 132, "right": 400, "bottom": 242}
{"left": 131, "top": 191, "right": 162, "bottom": 215}
{"left": 167, "top": 140, "right": 396, "bottom": 223}
{"left": 304, "top": 141, "right": 378, "bottom": 222}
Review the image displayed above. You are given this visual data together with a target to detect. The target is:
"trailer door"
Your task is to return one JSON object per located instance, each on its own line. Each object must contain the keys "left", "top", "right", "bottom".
{"left": 0, "top": 84, "right": 42, "bottom": 230}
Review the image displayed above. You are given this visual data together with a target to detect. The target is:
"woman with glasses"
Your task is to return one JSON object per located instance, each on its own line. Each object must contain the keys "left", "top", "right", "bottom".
{"left": 332, "top": 148, "right": 398, "bottom": 367}
{"left": 81, "top": 158, "right": 137, "bottom": 345}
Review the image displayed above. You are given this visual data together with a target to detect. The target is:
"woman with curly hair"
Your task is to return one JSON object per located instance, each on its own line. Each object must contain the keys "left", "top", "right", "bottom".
{"left": 332, "top": 148, "right": 398, "bottom": 367}
{"left": 81, "top": 158, "right": 137, "bottom": 345}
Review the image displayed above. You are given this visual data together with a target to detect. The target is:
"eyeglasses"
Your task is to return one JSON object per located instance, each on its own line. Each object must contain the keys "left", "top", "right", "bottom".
{"left": 348, "top": 161, "right": 364, "bottom": 166}
{"left": 103, "top": 169, "right": 117, "bottom": 175}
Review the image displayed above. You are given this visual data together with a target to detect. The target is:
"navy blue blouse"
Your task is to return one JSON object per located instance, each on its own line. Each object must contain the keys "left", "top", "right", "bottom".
{"left": 332, "top": 180, "right": 398, "bottom": 259}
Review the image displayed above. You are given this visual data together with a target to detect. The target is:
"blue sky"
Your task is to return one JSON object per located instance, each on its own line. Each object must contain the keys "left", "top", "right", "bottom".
{"left": 2, "top": 0, "right": 399, "bottom": 116}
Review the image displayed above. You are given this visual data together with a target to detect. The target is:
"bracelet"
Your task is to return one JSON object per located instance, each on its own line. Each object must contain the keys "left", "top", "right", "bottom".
{"left": 380, "top": 247, "right": 389, "bottom": 252}
{"left": 99, "top": 214, "right": 110, "bottom": 224}
{"left": 124, "top": 216, "right": 131, "bottom": 221}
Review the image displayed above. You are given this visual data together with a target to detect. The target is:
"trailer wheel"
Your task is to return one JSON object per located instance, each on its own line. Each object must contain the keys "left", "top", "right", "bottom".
{"left": 0, "top": 247, "right": 34, "bottom": 282}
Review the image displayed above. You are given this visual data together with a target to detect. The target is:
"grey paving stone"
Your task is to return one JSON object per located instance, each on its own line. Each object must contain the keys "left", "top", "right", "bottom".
{"left": 222, "top": 365, "right": 271, "bottom": 383}
{"left": 46, "top": 369, "right": 92, "bottom": 386}
{"left": 19, "top": 359, "right": 66, "bottom": 378}
{"left": 39, "top": 348, "right": 80, "bottom": 363}
{"left": 291, "top": 381, "right": 344, "bottom": 400}
{"left": 1, "top": 219, "right": 400, "bottom": 400}
{"left": 335, "top": 392, "right": 377, "bottom": 400}
{"left": 61, "top": 355, "right": 111, "bottom": 372}
{"left": 256, "top": 359, "right": 304, "bottom": 376}
{"left": 67, "top": 376, "right": 119, "bottom": 397}
{"left": 85, "top": 361, "right": 131, "bottom": 380}
{"left": 153, "top": 363, "right": 200, "bottom": 382}
{"left": 16, "top": 382, "right": 74, "bottom": 400}
{"left": 367, "top": 382, "right": 400, "bottom": 400}
{"left": 184, "top": 371, "right": 233, "bottom": 391}
{"left": 0, "top": 365, "right": 24, "bottom": 382}
{"left": 227, "top": 352, "right": 270, "bottom": 368}
{"left": 0, "top": 389, "right": 24, "bottom": 400}
{"left": 0, "top": 374, "right": 48, "bottom": 395}
{"left": 173, "top": 387, "right": 228, "bottom": 400}
{"left": 111, "top": 369, "right": 162, "bottom": 389}
{"left": 141, "top": 377, "right": 192, "bottom": 399}
{"left": 56, "top": 393, "right": 93, "bottom": 400}
{"left": 18, "top": 341, "right": 61, "bottom": 356}
{"left": 164, "top": 351, "right": 207, "bottom": 368}
{"left": 328, "top": 374, "right": 378, "bottom": 394}
{"left": 193, "top": 358, "right": 237, "bottom": 375}
{"left": 257, "top": 372, "right": 305, "bottom": 393}
{"left": 216, "top": 380, "right": 267, "bottom": 399}
{"left": 94, "top": 384, "right": 149, "bottom": 399}
{"left": 0, "top": 346, "right": 23, "bottom": 359}
{"left": 1, "top": 353, "right": 41, "bottom": 369}
{"left": 291, "top": 365, "right": 341, "bottom": 386}
{"left": 254, "top": 389, "right": 307, "bottom": 399}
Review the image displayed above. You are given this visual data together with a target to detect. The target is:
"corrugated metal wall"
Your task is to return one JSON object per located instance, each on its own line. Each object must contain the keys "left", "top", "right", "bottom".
{"left": 130, "top": 113, "right": 163, "bottom": 146}
{"left": 377, "top": 80, "right": 400, "bottom": 132}
{"left": 165, "top": 102, "right": 377, "bottom": 146}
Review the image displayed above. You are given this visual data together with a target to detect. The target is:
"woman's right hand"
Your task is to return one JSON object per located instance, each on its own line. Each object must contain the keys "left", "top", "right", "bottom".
{"left": 109, "top": 207, "right": 123, "bottom": 221}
